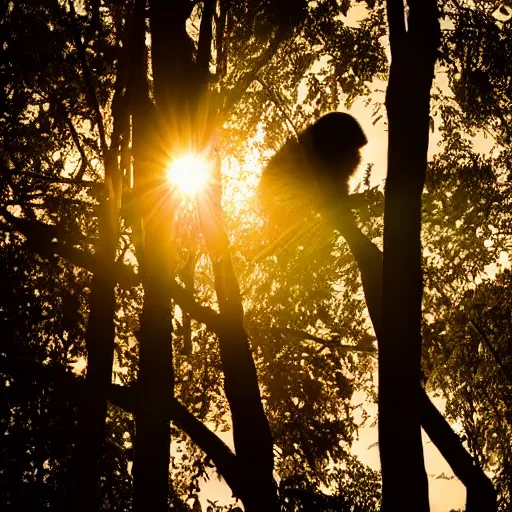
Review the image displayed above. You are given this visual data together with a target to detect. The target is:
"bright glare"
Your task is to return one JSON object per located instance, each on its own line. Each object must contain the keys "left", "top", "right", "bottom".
{"left": 167, "top": 154, "right": 211, "bottom": 195}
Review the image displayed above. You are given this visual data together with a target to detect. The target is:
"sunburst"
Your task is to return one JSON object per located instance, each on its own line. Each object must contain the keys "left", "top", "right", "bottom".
{"left": 167, "top": 153, "right": 211, "bottom": 196}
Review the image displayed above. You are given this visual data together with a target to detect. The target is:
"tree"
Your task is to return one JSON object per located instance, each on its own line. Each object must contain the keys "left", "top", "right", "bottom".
{"left": 378, "top": 0, "right": 440, "bottom": 508}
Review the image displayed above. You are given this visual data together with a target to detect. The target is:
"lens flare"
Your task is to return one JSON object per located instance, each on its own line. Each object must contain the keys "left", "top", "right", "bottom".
{"left": 167, "top": 154, "right": 211, "bottom": 195}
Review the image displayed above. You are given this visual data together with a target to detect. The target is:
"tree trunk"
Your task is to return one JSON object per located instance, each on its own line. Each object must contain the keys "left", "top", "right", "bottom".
{"left": 73, "top": 208, "right": 116, "bottom": 511}
{"left": 379, "top": 0, "right": 440, "bottom": 509}
{"left": 199, "top": 160, "right": 279, "bottom": 511}
{"left": 130, "top": 1, "right": 174, "bottom": 509}
{"left": 70, "top": 2, "right": 123, "bottom": 505}
{"left": 133, "top": 260, "right": 174, "bottom": 512}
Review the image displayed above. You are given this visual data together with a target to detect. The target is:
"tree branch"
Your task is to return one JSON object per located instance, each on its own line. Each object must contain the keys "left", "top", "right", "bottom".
{"left": 1, "top": 208, "right": 82, "bottom": 245}
{"left": 419, "top": 392, "right": 497, "bottom": 510}
{"left": 255, "top": 77, "right": 298, "bottom": 139}
{"left": 1, "top": 211, "right": 228, "bottom": 336}
{"left": 275, "top": 328, "right": 375, "bottom": 353}
{"left": 469, "top": 320, "right": 512, "bottom": 385}
{"left": 214, "top": 0, "right": 228, "bottom": 78}
{"left": 335, "top": 212, "right": 496, "bottom": 511}
{"left": 221, "top": 35, "right": 284, "bottom": 116}
{"left": 10, "top": 168, "right": 100, "bottom": 190}
{"left": 55, "top": 100, "right": 92, "bottom": 179}
{"left": 108, "top": 383, "right": 244, "bottom": 498}
{"left": 68, "top": 0, "right": 108, "bottom": 157}
{"left": 0, "top": 353, "right": 244, "bottom": 501}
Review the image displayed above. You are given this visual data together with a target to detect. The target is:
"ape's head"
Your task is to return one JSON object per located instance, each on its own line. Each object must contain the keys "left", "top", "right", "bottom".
{"left": 259, "top": 112, "right": 367, "bottom": 230}
{"left": 298, "top": 112, "right": 367, "bottom": 195}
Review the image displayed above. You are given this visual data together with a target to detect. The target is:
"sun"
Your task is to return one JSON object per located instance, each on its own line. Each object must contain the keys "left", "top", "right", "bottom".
{"left": 167, "top": 153, "right": 211, "bottom": 196}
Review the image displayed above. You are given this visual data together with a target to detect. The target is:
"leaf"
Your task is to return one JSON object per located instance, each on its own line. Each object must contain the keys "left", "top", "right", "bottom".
{"left": 372, "top": 114, "right": 383, "bottom": 125}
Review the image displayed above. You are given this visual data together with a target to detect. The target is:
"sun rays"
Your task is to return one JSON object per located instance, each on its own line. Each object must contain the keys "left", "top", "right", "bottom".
{"left": 166, "top": 153, "right": 212, "bottom": 196}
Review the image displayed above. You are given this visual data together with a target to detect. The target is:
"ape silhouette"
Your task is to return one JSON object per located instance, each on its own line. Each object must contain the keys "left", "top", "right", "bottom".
{"left": 259, "top": 112, "right": 367, "bottom": 228}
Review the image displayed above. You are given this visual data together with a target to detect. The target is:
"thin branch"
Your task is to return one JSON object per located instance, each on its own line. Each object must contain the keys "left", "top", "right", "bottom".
{"left": 68, "top": 0, "right": 108, "bottom": 157}
{"left": 221, "top": 34, "right": 284, "bottom": 116}
{"left": 130, "top": 0, "right": 151, "bottom": 108}
{"left": 255, "top": 76, "right": 298, "bottom": 139}
{"left": 450, "top": 0, "right": 462, "bottom": 11}
{"left": 55, "top": 100, "right": 92, "bottom": 179}
{"left": 108, "top": 2, "right": 133, "bottom": 203}
{"left": 165, "top": 276, "right": 224, "bottom": 334}
{"left": 10, "top": 169, "right": 101, "bottom": 190}
{"left": 275, "top": 328, "right": 375, "bottom": 353}
{"left": 116, "top": 235, "right": 131, "bottom": 263}
{"left": 215, "top": 0, "right": 228, "bottom": 78}
{"left": 469, "top": 320, "right": 512, "bottom": 385}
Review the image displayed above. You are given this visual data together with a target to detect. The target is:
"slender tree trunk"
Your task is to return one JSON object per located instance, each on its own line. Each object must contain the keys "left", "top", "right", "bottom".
{"left": 131, "top": 131, "right": 174, "bottom": 512}
{"left": 133, "top": 254, "right": 174, "bottom": 512}
{"left": 70, "top": 2, "right": 124, "bottom": 506}
{"left": 73, "top": 198, "right": 117, "bottom": 511}
{"left": 131, "top": 106, "right": 174, "bottom": 510}
{"left": 199, "top": 160, "right": 279, "bottom": 511}
{"left": 378, "top": 1, "right": 440, "bottom": 509}
{"left": 129, "top": 1, "right": 174, "bottom": 509}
